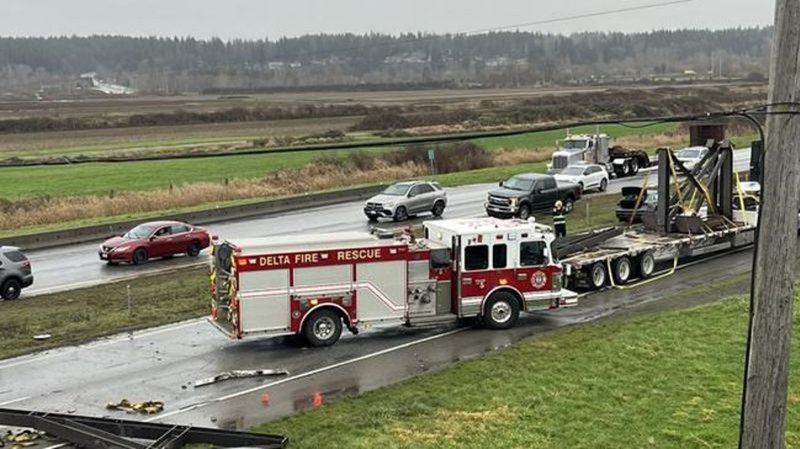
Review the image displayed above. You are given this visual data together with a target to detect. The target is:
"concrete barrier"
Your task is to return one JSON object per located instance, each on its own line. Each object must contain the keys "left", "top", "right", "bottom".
{"left": 1, "top": 185, "right": 385, "bottom": 251}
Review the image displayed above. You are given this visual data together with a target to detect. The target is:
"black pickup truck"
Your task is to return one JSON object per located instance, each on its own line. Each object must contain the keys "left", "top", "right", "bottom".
{"left": 485, "top": 173, "right": 582, "bottom": 220}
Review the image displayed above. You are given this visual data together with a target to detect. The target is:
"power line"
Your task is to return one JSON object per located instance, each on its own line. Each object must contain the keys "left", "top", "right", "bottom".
{"left": 277, "top": 0, "right": 695, "bottom": 60}
{"left": 465, "top": 0, "right": 694, "bottom": 35}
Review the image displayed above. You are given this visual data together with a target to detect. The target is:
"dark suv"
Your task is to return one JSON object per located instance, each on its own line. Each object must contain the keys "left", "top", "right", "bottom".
{"left": 0, "top": 246, "right": 33, "bottom": 300}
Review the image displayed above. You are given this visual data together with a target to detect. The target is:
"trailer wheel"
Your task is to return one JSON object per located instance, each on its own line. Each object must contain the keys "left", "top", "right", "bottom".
{"left": 482, "top": 292, "right": 520, "bottom": 330}
{"left": 588, "top": 263, "right": 607, "bottom": 290}
{"left": 637, "top": 252, "right": 656, "bottom": 279}
{"left": 612, "top": 257, "right": 633, "bottom": 285}
{"left": 303, "top": 308, "right": 343, "bottom": 347}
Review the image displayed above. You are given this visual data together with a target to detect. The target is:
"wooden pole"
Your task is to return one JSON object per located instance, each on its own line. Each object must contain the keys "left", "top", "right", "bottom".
{"left": 739, "top": 1, "right": 800, "bottom": 448}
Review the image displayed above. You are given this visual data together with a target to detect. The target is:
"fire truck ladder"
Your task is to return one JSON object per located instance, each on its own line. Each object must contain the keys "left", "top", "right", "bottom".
{"left": 0, "top": 408, "right": 287, "bottom": 449}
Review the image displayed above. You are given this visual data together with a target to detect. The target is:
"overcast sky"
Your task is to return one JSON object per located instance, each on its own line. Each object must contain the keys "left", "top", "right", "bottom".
{"left": 0, "top": 0, "right": 775, "bottom": 40}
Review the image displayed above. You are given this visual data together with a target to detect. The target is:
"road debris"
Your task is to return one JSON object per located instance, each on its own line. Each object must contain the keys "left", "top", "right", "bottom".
{"left": 2, "top": 430, "right": 46, "bottom": 448}
{"left": 105, "top": 399, "right": 163, "bottom": 414}
{"left": 194, "top": 369, "right": 289, "bottom": 388}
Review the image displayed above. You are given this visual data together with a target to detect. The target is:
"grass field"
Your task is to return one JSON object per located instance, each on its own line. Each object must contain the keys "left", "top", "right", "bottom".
{"left": 473, "top": 123, "right": 680, "bottom": 151}
{"left": 0, "top": 124, "right": 678, "bottom": 201}
{"left": 255, "top": 280, "right": 800, "bottom": 449}
{"left": 0, "top": 193, "right": 620, "bottom": 360}
{"left": 0, "top": 266, "right": 208, "bottom": 360}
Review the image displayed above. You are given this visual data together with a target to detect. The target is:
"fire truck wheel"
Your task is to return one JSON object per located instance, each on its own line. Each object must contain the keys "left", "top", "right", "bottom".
{"left": 588, "top": 262, "right": 607, "bottom": 290}
{"left": 612, "top": 257, "right": 632, "bottom": 285}
{"left": 637, "top": 252, "right": 656, "bottom": 279}
{"left": 393, "top": 206, "right": 409, "bottom": 222}
{"left": 482, "top": 292, "right": 520, "bottom": 330}
{"left": 303, "top": 309, "right": 343, "bottom": 347}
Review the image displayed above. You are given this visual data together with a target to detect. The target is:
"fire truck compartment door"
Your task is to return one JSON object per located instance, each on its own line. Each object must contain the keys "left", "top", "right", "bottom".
{"left": 238, "top": 269, "right": 290, "bottom": 333}
{"left": 356, "top": 260, "right": 406, "bottom": 321}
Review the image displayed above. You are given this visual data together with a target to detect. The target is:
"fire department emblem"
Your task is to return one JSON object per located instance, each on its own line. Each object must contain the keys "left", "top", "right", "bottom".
{"left": 531, "top": 271, "right": 547, "bottom": 288}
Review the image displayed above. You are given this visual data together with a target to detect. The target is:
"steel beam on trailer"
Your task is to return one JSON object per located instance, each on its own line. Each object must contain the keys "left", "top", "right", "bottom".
{"left": 718, "top": 144, "right": 734, "bottom": 219}
{"left": 553, "top": 227, "right": 623, "bottom": 259}
{"left": 0, "top": 408, "right": 287, "bottom": 449}
{"left": 656, "top": 148, "right": 671, "bottom": 233}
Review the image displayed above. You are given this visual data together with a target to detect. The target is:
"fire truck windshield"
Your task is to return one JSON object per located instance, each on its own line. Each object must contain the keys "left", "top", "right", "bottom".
{"left": 430, "top": 248, "right": 451, "bottom": 269}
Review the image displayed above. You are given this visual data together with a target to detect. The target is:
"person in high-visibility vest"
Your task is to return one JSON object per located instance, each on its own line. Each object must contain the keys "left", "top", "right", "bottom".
{"left": 553, "top": 200, "right": 567, "bottom": 238}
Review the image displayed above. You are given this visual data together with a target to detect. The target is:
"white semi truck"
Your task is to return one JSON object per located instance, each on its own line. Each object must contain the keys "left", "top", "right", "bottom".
{"left": 547, "top": 133, "right": 651, "bottom": 178}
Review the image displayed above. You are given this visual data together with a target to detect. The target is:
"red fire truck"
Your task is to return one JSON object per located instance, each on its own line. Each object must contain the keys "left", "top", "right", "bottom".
{"left": 208, "top": 218, "right": 578, "bottom": 346}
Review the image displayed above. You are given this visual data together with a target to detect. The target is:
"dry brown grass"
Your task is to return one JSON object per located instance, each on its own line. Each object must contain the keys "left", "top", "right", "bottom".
{"left": 0, "top": 141, "right": 509, "bottom": 230}
{"left": 0, "top": 160, "right": 427, "bottom": 230}
{"left": 492, "top": 147, "right": 552, "bottom": 165}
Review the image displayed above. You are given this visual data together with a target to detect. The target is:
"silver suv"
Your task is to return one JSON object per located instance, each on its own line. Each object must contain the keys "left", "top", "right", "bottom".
{"left": 0, "top": 246, "right": 33, "bottom": 300}
{"left": 364, "top": 181, "right": 447, "bottom": 222}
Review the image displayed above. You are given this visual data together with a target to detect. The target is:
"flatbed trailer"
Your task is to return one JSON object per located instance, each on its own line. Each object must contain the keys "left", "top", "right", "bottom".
{"left": 558, "top": 137, "right": 760, "bottom": 290}
{"left": 558, "top": 220, "right": 755, "bottom": 290}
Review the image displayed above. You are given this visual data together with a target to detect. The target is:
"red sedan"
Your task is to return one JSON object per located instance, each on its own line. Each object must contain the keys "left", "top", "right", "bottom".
{"left": 99, "top": 221, "right": 210, "bottom": 265}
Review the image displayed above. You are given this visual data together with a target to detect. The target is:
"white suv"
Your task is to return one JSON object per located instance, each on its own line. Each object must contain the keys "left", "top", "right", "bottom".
{"left": 553, "top": 164, "right": 609, "bottom": 193}
{"left": 364, "top": 181, "right": 447, "bottom": 222}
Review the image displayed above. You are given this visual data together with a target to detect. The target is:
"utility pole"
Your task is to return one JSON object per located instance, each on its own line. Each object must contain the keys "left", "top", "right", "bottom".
{"left": 739, "top": 0, "right": 800, "bottom": 448}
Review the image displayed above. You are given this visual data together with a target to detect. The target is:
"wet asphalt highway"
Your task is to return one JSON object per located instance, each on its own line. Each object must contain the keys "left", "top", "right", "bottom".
{"left": 0, "top": 150, "right": 755, "bottom": 430}
{"left": 0, "top": 244, "right": 757, "bottom": 429}
{"left": 23, "top": 148, "right": 750, "bottom": 296}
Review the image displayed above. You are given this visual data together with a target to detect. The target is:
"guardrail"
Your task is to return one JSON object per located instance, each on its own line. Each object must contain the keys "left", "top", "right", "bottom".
{"left": 0, "top": 185, "right": 385, "bottom": 251}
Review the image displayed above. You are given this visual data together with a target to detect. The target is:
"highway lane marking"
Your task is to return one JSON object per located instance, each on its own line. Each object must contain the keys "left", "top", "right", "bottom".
{"left": 0, "top": 319, "right": 204, "bottom": 371}
{"left": 26, "top": 262, "right": 208, "bottom": 297}
{"left": 145, "top": 326, "right": 469, "bottom": 422}
{"left": 0, "top": 396, "right": 31, "bottom": 406}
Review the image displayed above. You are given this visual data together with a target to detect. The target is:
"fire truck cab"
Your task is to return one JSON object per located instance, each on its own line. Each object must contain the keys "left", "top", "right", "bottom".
{"left": 209, "top": 217, "right": 577, "bottom": 347}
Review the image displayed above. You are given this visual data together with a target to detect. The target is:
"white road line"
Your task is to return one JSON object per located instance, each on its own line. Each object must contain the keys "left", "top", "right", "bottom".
{"left": 26, "top": 262, "right": 207, "bottom": 297}
{"left": 41, "top": 444, "right": 70, "bottom": 449}
{"left": 0, "top": 319, "right": 204, "bottom": 371}
{"left": 145, "top": 326, "right": 468, "bottom": 422}
{"left": 0, "top": 396, "right": 30, "bottom": 406}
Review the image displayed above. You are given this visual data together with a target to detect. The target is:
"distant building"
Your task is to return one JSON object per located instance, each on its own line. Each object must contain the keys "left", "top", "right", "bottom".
{"left": 79, "top": 72, "right": 135, "bottom": 95}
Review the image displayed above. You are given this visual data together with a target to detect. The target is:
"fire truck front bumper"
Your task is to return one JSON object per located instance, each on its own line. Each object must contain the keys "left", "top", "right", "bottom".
{"left": 559, "top": 289, "right": 579, "bottom": 307}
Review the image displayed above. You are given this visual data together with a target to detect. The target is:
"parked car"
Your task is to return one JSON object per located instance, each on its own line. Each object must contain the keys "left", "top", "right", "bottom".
{"left": 99, "top": 221, "right": 210, "bottom": 265}
{"left": 0, "top": 246, "right": 33, "bottom": 300}
{"left": 553, "top": 163, "right": 609, "bottom": 193}
{"left": 616, "top": 186, "right": 658, "bottom": 223}
{"left": 485, "top": 173, "right": 582, "bottom": 220}
{"left": 675, "top": 146, "right": 708, "bottom": 171}
{"left": 363, "top": 181, "right": 447, "bottom": 222}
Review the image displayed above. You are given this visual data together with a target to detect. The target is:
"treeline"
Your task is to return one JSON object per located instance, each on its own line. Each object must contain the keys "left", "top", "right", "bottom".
{"left": 0, "top": 28, "right": 771, "bottom": 93}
